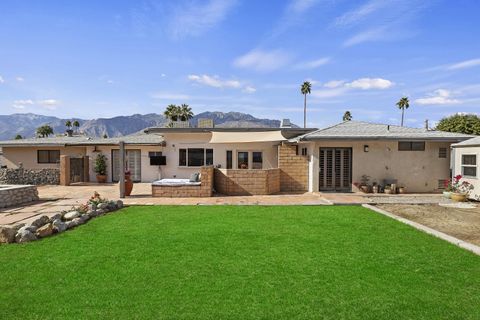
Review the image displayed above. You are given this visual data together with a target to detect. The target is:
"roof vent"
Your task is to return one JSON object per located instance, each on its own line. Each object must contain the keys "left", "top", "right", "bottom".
{"left": 281, "top": 119, "right": 292, "bottom": 128}
{"left": 198, "top": 118, "right": 214, "bottom": 128}
{"left": 387, "top": 125, "right": 390, "bottom": 132}
{"left": 425, "top": 119, "right": 429, "bottom": 131}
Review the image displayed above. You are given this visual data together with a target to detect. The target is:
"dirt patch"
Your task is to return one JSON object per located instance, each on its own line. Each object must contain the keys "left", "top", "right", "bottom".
{"left": 377, "top": 204, "right": 480, "bottom": 246}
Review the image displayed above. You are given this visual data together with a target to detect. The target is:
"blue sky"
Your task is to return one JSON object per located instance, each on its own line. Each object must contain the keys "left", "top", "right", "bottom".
{"left": 0, "top": 0, "right": 479, "bottom": 128}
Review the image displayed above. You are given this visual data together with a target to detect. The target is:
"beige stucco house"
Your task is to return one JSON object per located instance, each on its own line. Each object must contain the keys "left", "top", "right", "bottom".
{"left": 452, "top": 136, "right": 480, "bottom": 200}
{"left": 0, "top": 121, "right": 474, "bottom": 195}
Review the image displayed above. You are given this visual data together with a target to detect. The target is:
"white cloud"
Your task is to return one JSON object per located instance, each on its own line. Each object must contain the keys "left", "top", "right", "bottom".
{"left": 242, "top": 86, "right": 257, "bottom": 94}
{"left": 0, "top": 76, "right": 4, "bottom": 83}
{"left": 294, "top": 57, "right": 330, "bottom": 70}
{"left": 446, "top": 58, "right": 480, "bottom": 70}
{"left": 161, "top": 73, "right": 166, "bottom": 77}
{"left": 343, "top": 27, "right": 387, "bottom": 47}
{"left": 415, "top": 89, "right": 461, "bottom": 105}
{"left": 188, "top": 74, "right": 241, "bottom": 89}
{"left": 346, "top": 78, "right": 393, "bottom": 90}
{"left": 15, "top": 76, "right": 24, "bottom": 82}
{"left": 334, "top": 0, "right": 387, "bottom": 27}
{"left": 233, "top": 49, "right": 291, "bottom": 72}
{"left": 38, "top": 99, "right": 60, "bottom": 110}
{"left": 323, "top": 80, "right": 346, "bottom": 88}
{"left": 168, "top": 0, "right": 238, "bottom": 38}
{"left": 151, "top": 92, "right": 190, "bottom": 100}
{"left": 12, "top": 99, "right": 34, "bottom": 109}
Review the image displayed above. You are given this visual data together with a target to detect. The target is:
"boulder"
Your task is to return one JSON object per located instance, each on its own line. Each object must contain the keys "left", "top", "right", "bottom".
{"left": 50, "top": 213, "right": 63, "bottom": 221}
{"left": 79, "top": 214, "right": 90, "bottom": 223}
{"left": 36, "top": 223, "right": 53, "bottom": 238}
{"left": 0, "top": 225, "right": 17, "bottom": 243}
{"left": 87, "top": 210, "right": 98, "bottom": 218}
{"left": 52, "top": 219, "right": 67, "bottom": 233}
{"left": 18, "top": 225, "right": 37, "bottom": 234}
{"left": 30, "top": 215, "right": 50, "bottom": 228}
{"left": 65, "top": 220, "right": 77, "bottom": 229}
{"left": 98, "top": 202, "right": 108, "bottom": 210}
{"left": 15, "top": 229, "right": 37, "bottom": 243}
{"left": 64, "top": 211, "right": 81, "bottom": 220}
{"left": 96, "top": 209, "right": 105, "bottom": 215}
{"left": 116, "top": 200, "right": 124, "bottom": 209}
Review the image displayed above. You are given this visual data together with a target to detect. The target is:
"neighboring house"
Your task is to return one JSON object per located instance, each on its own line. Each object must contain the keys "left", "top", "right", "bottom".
{"left": 0, "top": 121, "right": 474, "bottom": 195}
{"left": 452, "top": 136, "right": 480, "bottom": 200}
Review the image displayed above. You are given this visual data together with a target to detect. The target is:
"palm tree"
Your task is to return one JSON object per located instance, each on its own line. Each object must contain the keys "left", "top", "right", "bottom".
{"left": 396, "top": 97, "right": 410, "bottom": 127}
{"left": 163, "top": 104, "right": 179, "bottom": 124}
{"left": 73, "top": 120, "right": 80, "bottom": 133}
{"left": 36, "top": 125, "right": 54, "bottom": 138}
{"left": 14, "top": 134, "right": 23, "bottom": 140}
{"left": 179, "top": 104, "right": 194, "bottom": 122}
{"left": 300, "top": 81, "right": 312, "bottom": 128}
{"left": 343, "top": 111, "right": 352, "bottom": 121}
{"left": 65, "top": 120, "right": 72, "bottom": 129}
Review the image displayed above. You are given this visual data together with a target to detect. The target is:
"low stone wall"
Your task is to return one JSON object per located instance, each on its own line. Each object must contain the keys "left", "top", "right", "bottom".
{"left": 0, "top": 168, "right": 60, "bottom": 185}
{"left": 0, "top": 185, "right": 39, "bottom": 208}
{"left": 214, "top": 168, "right": 281, "bottom": 196}
{"left": 152, "top": 167, "right": 214, "bottom": 197}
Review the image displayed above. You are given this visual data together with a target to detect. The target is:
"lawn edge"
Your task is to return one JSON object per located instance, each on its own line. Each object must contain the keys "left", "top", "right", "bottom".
{"left": 363, "top": 204, "right": 480, "bottom": 256}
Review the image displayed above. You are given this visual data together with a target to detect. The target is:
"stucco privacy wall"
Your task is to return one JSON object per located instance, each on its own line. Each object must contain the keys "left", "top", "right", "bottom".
{"left": 214, "top": 168, "right": 280, "bottom": 195}
{"left": 307, "top": 140, "right": 451, "bottom": 192}
{"left": 453, "top": 145, "right": 480, "bottom": 200}
{"left": 278, "top": 144, "right": 309, "bottom": 192}
{"left": 1, "top": 146, "right": 86, "bottom": 169}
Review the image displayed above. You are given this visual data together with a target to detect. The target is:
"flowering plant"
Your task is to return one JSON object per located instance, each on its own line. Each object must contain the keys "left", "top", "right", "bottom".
{"left": 88, "top": 191, "right": 108, "bottom": 206}
{"left": 450, "top": 175, "right": 474, "bottom": 195}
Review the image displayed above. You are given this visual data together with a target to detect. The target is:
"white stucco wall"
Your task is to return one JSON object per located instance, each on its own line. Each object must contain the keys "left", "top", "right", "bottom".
{"left": 305, "top": 140, "right": 452, "bottom": 193}
{"left": 1, "top": 146, "right": 86, "bottom": 169}
{"left": 453, "top": 146, "right": 480, "bottom": 200}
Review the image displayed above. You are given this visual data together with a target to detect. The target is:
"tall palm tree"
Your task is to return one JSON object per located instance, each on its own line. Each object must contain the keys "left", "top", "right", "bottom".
{"left": 73, "top": 120, "right": 80, "bottom": 133}
{"left": 65, "top": 120, "right": 72, "bottom": 129}
{"left": 163, "top": 104, "right": 179, "bottom": 123}
{"left": 343, "top": 111, "right": 352, "bottom": 121}
{"left": 396, "top": 97, "right": 410, "bottom": 127}
{"left": 36, "top": 125, "right": 54, "bottom": 137}
{"left": 301, "top": 81, "right": 312, "bottom": 128}
{"left": 179, "top": 104, "right": 194, "bottom": 122}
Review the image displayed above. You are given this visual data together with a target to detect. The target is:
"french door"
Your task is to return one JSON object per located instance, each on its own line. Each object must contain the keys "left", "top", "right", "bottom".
{"left": 319, "top": 148, "right": 352, "bottom": 191}
{"left": 112, "top": 149, "right": 141, "bottom": 182}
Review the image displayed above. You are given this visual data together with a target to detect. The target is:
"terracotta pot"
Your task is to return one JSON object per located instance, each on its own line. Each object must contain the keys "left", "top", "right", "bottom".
{"left": 360, "top": 185, "right": 370, "bottom": 193}
{"left": 96, "top": 175, "right": 107, "bottom": 183}
{"left": 124, "top": 174, "right": 133, "bottom": 196}
{"left": 443, "top": 191, "right": 452, "bottom": 199}
{"left": 451, "top": 193, "right": 467, "bottom": 202}
{"left": 372, "top": 185, "right": 379, "bottom": 194}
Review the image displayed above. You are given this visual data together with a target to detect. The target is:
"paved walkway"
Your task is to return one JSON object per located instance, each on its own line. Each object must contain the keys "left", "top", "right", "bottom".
{"left": 0, "top": 183, "right": 451, "bottom": 226}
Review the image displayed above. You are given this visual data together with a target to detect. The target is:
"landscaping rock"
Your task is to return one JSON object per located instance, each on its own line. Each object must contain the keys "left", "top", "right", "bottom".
{"left": 0, "top": 225, "right": 17, "bottom": 243}
{"left": 52, "top": 219, "right": 67, "bottom": 233}
{"left": 36, "top": 223, "right": 53, "bottom": 238}
{"left": 64, "top": 211, "right": 81, "bottom": 220}
{"left": 15, "top": 229, "right": 37, "bottom": 243}
{"left": 18, "top": 225, "right": 37, "bottom": 234}
{"left": 116, "top": 200, "right": 123, "bottom": 209}
{"left": 50, "top": 213, "right": 63, "bottom": 221}
{"left": 96, "top": 209, "right": 106, "bottom": 215}
{"left": 87, "top": 210, "right": 98, "bottom": 218}
{"left": 98, "top": 203, "right": 108, "bottom": 210}
{"left": 79, "top": 214, "right": 90, "bottom": 223}
{"left": 30, "top": 215, "right": 50, "bottom": 228}
{"left": 65, "top": 220, "right": 76, "bottom": 229}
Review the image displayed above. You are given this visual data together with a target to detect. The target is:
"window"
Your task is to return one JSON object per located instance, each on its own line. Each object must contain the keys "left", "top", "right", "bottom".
{"left": 439, "top": 148, "right": 447, "bottom": 158}
{"left": 226, "top": 150, "right": 232, "bottom": 169}
{"left": 37, "top": 150, "right": 60, "bottom": 164}
{"left": 301, "top": 147, "right": 308, "bottom": 156}
{"left": 238, "top": 152, "right": 249, "bottom": 169}
{"left": 148, "top": 151, "right": 162, "bottom": 157}
{"left": 398, "top": 141, "right": 425, "bottom": 151}
{"left": 462, "top": 154, "right": 477, "bottom": 177}
{"left": 252, "top": 152, "right": 263, "bottom": 169}
{"left": 178, "top": 148, "right": 213, "bottom": 167}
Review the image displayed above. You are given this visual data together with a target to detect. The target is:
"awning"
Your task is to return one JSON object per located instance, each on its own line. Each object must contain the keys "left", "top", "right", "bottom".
{"left": 209, "top": 131, "right": 286, "bottom": 143}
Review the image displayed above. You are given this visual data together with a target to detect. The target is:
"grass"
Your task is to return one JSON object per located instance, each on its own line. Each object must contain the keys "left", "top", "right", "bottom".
{"left": 1, "top": 205, "right": 479, "bottom": 319}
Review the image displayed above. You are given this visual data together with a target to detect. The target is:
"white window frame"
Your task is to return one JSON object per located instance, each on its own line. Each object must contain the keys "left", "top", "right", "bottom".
{"left": 461, "top": 153, "right": 477, "bottom": 178}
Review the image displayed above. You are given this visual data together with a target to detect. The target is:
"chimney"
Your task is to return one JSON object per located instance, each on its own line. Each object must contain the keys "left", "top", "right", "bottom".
{"left": 281, "top": 119, "right": 292, "bottom": 128}
{"left": 198, "top": 118, "right": 214, "bottom": 128}
{"left": 424, "top": 119, "right": 429, "bottom": 131}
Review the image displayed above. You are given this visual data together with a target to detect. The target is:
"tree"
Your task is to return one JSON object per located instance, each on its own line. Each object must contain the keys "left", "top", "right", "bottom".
{"left": 343, "top": 111, "right": 352, "bottom": 121}
{"left": 436, "top": 113, "right": 480, "bottom": 135}
{"left": 396, "top": 97, "right": 410, "bottom": 127}
{"left": 14, "top": 134, "right": 23, "bottom": 140}
{"left": 179, "top": 104, "right": 194, "bottom": 121}
{"left": 36, "top": 125, "right": 54, "bottom": 137}
{"left": 163, "top": 104, "right": 180, "bottom": 123}
{"left": 300, "top": 81, "right": 312, "bottom": 128}
{"left": 103, "top": 133, "right": 108, "bottom": 139}
{"left": 73, "top": 120, "right": 80, "bottom": 132}
{"left": 65, "top": 120, "right": 72, "bottom": 129}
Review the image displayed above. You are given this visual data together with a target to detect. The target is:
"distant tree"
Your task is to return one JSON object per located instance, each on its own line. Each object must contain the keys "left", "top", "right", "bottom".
{"left": 36, "top": 125, "right": 54, "bottom": 138}
{"left": 65, "top": 120, "right": 72, "bottom": 129}
{"left": 14, "top": 134, "right": 23, "bottom": 140}
{"left": 343, "top": 111, "right": 352, "bottom": 121}
{"left": 73, "top": 120, "right": 80, "bottom": 132}
{"left": 436, "top": 113, "right": 480, "bottom": 135}
{"left": 103, "top": 133, "right": 108, "bottom": 139}
{"left": 301, "top": 81, "right": 312, "bottom": 128}
{"left": 179, "top": 104, "right": 194, "bottom": 122}
{"left": 396, "top": 97, "right": 410, "bottom": 127}
{"left": 163, "top": 104, "right": 180, "bottom": 124}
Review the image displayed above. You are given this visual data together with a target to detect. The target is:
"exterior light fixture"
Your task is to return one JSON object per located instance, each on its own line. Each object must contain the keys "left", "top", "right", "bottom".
{"left": 364, "top": 145, "right": 369, "bottom": 152}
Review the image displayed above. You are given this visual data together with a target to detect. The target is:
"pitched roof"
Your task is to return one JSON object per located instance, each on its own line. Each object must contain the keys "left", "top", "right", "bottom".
{"left": 452, "top": 136, "right": 480, "bottom": 147}
{"left": 0, "top": 133, "right": 164, "bottom": 147}
{"left": 292, "top": 121, "right": 474, "bottom": 142}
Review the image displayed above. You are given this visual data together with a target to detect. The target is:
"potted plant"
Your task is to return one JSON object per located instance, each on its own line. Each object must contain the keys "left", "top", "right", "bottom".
{"left": 443, "top": 179, "right": 453, "bottom": 198}
{"left": 94, "top": 153, "right": 108, "bottom": 183}
{"left": 450, "top": 175, "right": 474, "bottom": 202}
{"left": 124, "top": 169, "right": 133, "bottom": 196}
{"left": 359, "top": 175, "right": 371, "bottom": 193}
{"left": 398, "top": 186, "right": 406, "bottom": 194}
{"left": 372, "top": 181, "right": 379, "bottom": 194}
{"left": 384, "top": 185, "right": 392, "bottom": 194}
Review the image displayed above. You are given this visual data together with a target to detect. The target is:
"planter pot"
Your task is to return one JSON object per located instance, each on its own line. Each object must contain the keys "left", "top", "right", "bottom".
{"left": 398, "top": 187, "right": 406, "bottom": 194}
{"left": 443, "top": 191, "right": 452, "bottom": 199}
{"left": 124, "top": 174, "right": 133, "bottom": 196}
{"left": 372, "top": 185, "right": 379, "bottom": 194}
{"left": 360, "top": 185, "right": 370, "bottom": 193}
{"left": 451, "top": 193, "right": 467, "bottom": 202}
{"left": 384, "top": 189, "right": 392, "bottom": 194}
{"left": 96, "top": 175, "right": 107, "bottom": 183}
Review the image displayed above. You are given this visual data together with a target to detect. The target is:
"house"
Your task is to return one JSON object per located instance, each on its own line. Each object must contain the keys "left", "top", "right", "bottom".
{"left": 0, "top": 120, "right": 473, "bottom": 195}
{"left": 452, "top": 136, "right": 480, "bottom": 200}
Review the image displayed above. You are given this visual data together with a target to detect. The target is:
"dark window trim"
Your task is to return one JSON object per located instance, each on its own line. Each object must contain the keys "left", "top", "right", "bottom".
{"left": 178, "top": 148, "right": 213, "bottom": 167}
{"left": 398, "top": 141, "right": 425, "bottom": 151}
{"left": 37, "top": 150, "right": 60, "bottom": 164}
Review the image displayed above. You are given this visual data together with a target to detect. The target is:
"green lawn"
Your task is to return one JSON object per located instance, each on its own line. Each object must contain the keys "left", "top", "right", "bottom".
{"left": 1, "top": 205, "right": 479, "bottom": 319}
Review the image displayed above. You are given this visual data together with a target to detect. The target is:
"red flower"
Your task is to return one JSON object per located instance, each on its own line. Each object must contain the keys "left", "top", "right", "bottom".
{"left": 455, "top": 175, "right": 462, "bottom": 181}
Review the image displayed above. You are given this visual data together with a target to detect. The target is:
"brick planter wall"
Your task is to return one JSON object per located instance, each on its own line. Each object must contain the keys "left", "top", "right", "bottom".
{"left": 152, "top": 167, "right": 214, "bottom": 197}
{"left": 214, "top": 168, "right": 280, "bottom": 196}
{"left": 278, "top": 144, "right": 308, "bottom": 192}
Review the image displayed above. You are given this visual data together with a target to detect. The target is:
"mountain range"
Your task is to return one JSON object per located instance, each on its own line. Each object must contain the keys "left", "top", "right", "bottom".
{"left": 0, "top": 112, "right": 288, "bottom": 140}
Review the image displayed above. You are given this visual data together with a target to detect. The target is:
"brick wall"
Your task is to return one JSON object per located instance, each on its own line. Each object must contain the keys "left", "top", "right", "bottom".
{"left": 152, "top": 167, "right": 213, "bottom": 197}
{"left": 214, "top": 168, "right": 280, "bottom": 196}
{"left": 278, "top": 144, "right": 308, "bottom": 192}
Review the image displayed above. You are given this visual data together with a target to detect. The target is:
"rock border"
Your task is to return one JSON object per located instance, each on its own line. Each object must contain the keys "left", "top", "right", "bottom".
{"left": 0, "top": 200, "right": 123, "bottom": 244}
